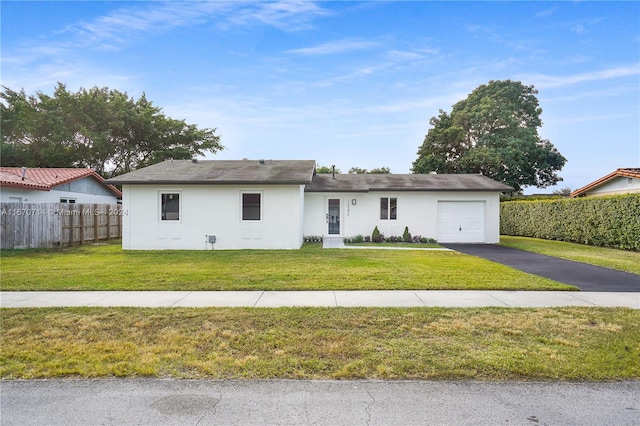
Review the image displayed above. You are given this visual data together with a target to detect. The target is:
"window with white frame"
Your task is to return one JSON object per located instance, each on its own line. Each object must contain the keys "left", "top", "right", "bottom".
{"left": 60, "top": 198, "right": 76, "bottom": 204}
{"left": 380, "top": 197, "right": 397, "bottom": 220}
{"left": 242, "top": 192, "right": 262, "bottom": 221}
{"left": 160, "top": 193, "right": 180, "bottom": 221}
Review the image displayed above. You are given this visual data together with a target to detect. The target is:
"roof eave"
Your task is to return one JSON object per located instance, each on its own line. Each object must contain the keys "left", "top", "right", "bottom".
{"left": 367, "top": 187, "right": 512, "bottom": 192}
{"left": 108, "top": 180, "right": 311, "bottom": 186}
{"left": 0, "top": 182, "right": 51, "bottom": 191}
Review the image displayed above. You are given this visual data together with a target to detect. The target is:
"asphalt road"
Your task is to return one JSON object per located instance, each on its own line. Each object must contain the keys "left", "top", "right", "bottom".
{"left": 444, "top": 244, "right": 640, "bottom": 292}
{"left": 2, "top": 379, "right": 639, "bottom": 425}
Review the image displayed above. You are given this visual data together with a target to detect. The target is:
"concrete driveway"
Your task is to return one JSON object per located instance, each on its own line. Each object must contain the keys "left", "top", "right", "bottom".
{"left": 444, "top": 244, "right": 640, "bottom": 292}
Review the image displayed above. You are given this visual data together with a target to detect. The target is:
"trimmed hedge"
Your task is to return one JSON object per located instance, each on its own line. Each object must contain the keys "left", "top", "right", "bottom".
{"left": 500, "top": 194, "right": 640, "bottom": 251}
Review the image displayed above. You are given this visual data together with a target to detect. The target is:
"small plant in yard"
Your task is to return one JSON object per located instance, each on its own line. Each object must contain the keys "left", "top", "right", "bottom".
{"left": 403, "top": 227, "right": 412, "bottom": 243}
{"left": 420, "top": 236, "right": 437, "bottom": 244}
{"left": 371, "top": 226, "right": 384, "bottom": 243}
{"left": 344, "top": 235, "right": 364, "bottom": 244}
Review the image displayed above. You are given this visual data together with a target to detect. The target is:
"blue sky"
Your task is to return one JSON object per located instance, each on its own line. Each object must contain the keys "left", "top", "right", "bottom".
{"left": 2, "top": 1, "right": 639, "bottom": 193}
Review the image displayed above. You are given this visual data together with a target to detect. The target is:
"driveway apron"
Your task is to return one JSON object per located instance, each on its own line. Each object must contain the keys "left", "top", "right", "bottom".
{"left": 443, "top": 244, "right": 640, "bottom": 292}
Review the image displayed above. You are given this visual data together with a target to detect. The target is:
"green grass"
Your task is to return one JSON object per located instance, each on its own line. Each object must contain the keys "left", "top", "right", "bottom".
{"left": 2, "top": 307, "right": 638, "bottom": 380}
{"left": 0, "top": 241, "right": 572, "bottom": 291}
{"left": 500, "top": 236, "right": 640, "bottom": 275}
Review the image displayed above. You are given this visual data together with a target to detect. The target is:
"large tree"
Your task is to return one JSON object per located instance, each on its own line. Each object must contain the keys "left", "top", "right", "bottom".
{"left": 412, "top": 80, "right": 566, "bottom": 192}
{"left": 1, "top": 84, "right": 223, "bottom": 177}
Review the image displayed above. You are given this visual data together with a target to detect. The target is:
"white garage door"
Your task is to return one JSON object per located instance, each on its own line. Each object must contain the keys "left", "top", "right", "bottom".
{"left": 437, "top": 201, "right": 485, "bottom": 243}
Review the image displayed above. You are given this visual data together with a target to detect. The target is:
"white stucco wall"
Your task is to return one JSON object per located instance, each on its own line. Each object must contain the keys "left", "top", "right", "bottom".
{"left": 584, "top": 176, "right": 640, "bottom": 196}
{"left": 121, "top": 184, "right": 305, "bottom": 250}
{"left": 303, "top": 191, "right": 502, "bottom": 244}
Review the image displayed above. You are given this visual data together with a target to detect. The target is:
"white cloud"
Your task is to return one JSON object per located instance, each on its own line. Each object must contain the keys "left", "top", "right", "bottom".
{"left": 521, "top": 65, "right": 640, "bottom": 89}
{"left": 535, "top": 7, "right": 558, "bottom": 18}
{"left": 62, "top": 2, "right": 232, "bottom": 50}
{"left": 385, "top": 50, "right": 425, "bottom": 62}
{"left": 227, "top": 1, "right": 330, "bottom": 31}
{"left": 287, "top": 39, "right": 379, "bottom": 55}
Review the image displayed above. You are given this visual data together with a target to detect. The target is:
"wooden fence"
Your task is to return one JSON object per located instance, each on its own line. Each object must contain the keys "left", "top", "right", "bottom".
{"left": 0, "top": 203, "right": 123, "bottom": 249}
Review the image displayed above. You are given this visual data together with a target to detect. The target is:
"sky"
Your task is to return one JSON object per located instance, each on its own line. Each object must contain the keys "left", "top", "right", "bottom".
{"left": 2, "top": 1, "right": 639, "bottom": 193}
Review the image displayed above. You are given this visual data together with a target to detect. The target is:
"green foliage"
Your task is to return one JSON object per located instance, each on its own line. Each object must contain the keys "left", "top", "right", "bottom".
{"left": 343, "top": 235, "right": 365, "bottom": 244}
{"left": 371, "top": 226, "right": 384, "bottom": 243}
{"left": 403, "top": 226, "right": 412, "bottom": 242}
{"left": 501, "top": 194, "right": 640, "bottom": 250}
{"left": 412, "top": 80, "right": 566, "bottom": 192}
{"left": 348, "top": 166, "right": 368, "bottom": 174}
{"left": 1, "top": 84, "right": 223, "bottom": 177}
{"left": 316, "top": 165, "right": 340, "bottom": 174}
{"left": 348, "top": 166, "right": 391, "bottom": 174}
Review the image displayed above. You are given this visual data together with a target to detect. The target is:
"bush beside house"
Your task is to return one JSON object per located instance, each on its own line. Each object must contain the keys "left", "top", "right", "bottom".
{"left": 500, "top": 194, "right": 640, "bottom": 251}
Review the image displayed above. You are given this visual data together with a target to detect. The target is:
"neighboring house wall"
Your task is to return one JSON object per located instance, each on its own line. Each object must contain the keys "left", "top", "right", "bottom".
{"left": 581, "top": 176, "right": 640, "bottom": 197}
{"left": 121, "top": 184, "right": 305, "bottom": 250}
{"left": 303, "top": 191, "right": 502, "bottom": 243}
{"left": 1, "top": 176, "right": 119, "bottom": 204}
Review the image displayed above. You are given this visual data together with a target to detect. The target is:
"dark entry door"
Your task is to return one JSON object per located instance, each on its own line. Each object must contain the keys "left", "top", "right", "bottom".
{"left": 328, "top": 199, "right": 340, "bottom": 235}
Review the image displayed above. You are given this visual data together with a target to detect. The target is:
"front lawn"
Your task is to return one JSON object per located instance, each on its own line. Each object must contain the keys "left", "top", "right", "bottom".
{"left": 2, "top": 307, "right": 638, "bottom": 380}
{"left": 0, "top": 241, "right": 572, "bottom": 291}
{"left": 500, "top": 236, "right": 640, "bottom": 275}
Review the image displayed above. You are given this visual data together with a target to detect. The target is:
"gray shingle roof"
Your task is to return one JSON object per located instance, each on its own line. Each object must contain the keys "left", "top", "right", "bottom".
{"left": 306, "top": 173, "right": 514, "bottom": 192}
{"left": 106, "top": 159, "right": 317, "bottom": 185}
{"left": 107, "top": 159, "right": 513, "bottom": 192}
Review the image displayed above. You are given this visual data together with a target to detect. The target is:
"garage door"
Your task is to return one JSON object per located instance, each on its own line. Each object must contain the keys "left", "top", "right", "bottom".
{"left": 437, "top": 201, "right": 485, "bottom": 243}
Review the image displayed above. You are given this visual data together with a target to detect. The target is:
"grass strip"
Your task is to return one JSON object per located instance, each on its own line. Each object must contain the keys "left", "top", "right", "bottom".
{"left": 0, "top": 241, "right": 571, "bottom": 291}
{"left": 2, "top": 307, "right": 638, "bottom": 381}
{"left": 500, "top": 236, "right": 640, "bottom": 275}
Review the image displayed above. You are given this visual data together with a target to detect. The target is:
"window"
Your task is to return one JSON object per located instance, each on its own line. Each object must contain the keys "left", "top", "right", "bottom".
{"left": 60, "top": 198, "right": 76, "bottom": 204}
{"left": 380, "top": 197, "right": 397, "bottom": 220}
{"left": 161, "top": 193, "right": 180, "bottom": 221}
{"left": 242, "top": 192, "right": 261, "bottom": 221}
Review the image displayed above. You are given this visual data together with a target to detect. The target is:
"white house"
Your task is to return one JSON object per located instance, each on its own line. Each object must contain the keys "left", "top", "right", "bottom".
{"left": 570, "top": 168, "right": 640, "bottom": 197}
{"left": 106, "top": 159, "right": 513, "bottom": 250}
{"left": 0, "top": 167, "right": 122, "bottom": 204}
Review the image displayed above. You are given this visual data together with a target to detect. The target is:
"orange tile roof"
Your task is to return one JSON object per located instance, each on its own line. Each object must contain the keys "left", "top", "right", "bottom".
{"left": 570, "top": 168, "right": 640, "bottom": 197}
{"left": 0, "top": 167, "right": 122, "bottom": 198}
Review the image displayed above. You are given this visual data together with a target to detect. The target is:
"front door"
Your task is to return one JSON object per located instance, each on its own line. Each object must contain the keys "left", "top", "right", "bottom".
{"left": 327, "top": 199, "right": 340, "bottom": 235}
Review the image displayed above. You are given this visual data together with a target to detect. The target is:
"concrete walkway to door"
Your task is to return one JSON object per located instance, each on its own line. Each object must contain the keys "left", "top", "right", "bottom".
{"left": 444, "top": 244, "right": 640, "bottom": 292}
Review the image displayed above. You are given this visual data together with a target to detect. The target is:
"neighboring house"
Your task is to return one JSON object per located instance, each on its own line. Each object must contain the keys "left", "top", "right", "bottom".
{"left": 570, "top": 168, "right": 640, "bottom": 198}
{"left": 0, "top": 167, "right": 122, "bottom": 204}
{"left": 106, "top": 159, "right": 513, "bottom": 250}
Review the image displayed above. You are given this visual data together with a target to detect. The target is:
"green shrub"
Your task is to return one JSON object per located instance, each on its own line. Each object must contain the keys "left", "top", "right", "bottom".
{"left": 344, "top": 235, "right": 365, "bottom": 244}
{"left": 371, "top": 226, "right": 384, "bottom": 243}
{"left": 501, "top": 194, "right": 640, "bottom": 251}
{"left": 403, "top": 226, "right": 412, "bottom": 243}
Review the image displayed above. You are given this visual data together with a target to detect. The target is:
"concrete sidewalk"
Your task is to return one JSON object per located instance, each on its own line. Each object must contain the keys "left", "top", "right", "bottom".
{"left": 1, "top": 290, "right": 638, "bottom": 308}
